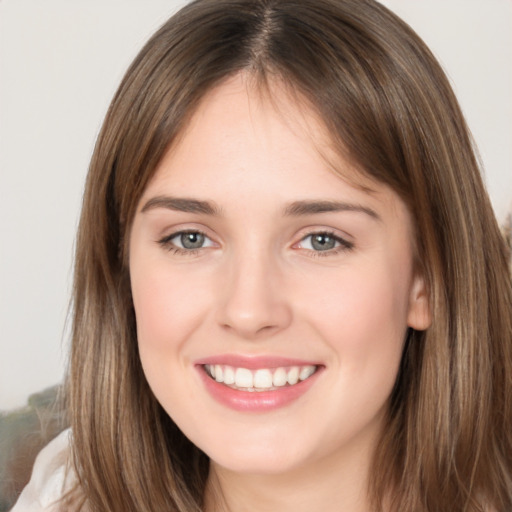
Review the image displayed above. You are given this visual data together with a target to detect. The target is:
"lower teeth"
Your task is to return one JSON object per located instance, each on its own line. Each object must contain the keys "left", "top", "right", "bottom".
{"left": 225, "top": 384, "right": 281, "bottom": 392}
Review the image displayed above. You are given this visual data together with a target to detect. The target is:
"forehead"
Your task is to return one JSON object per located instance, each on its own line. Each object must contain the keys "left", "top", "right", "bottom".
{"left": 147, "top": 73, "right": 379, "bottom": 196}
{"left": 137, "top": 72, "right": 411, "bottom": 228}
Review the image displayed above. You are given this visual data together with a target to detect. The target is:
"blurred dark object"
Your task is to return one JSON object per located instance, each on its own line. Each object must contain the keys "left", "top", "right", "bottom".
{"left": 0, "top": 385, "right": 68, "bottom": 511}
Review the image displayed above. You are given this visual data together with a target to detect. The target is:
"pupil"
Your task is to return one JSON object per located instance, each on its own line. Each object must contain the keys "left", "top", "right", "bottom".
{"left": 311, "top": 234, "right": 335, "bottom": 251}
{"left": 181, "top": 232, "right": 204, "bottom": 249}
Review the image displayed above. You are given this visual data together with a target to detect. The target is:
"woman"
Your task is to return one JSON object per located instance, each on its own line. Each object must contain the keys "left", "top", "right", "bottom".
{"left": 13, "top": 0, "right": 512, "bottom": 511}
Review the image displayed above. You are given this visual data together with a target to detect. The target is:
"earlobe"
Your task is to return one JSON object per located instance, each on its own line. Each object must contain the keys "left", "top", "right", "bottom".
{"left": 407, "top": 274, "right": 432, "bottom": 331}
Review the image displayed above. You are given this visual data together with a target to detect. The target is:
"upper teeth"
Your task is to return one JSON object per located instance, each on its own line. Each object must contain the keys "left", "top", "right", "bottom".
{"left": 204, "top": 364, "right": 317, "bottom": 390}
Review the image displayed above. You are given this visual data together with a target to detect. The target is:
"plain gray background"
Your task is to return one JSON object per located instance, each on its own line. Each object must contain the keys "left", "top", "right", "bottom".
{"left": 1, "top": 0, "right": 511, "bottom": 410}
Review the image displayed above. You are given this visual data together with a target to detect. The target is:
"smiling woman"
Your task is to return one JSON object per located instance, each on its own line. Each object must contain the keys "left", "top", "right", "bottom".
{"left": 11, "top": 1, "right": 512, "bottom": 511}
{"left": 129, "top": 75, "right": 430, "bottom": 485}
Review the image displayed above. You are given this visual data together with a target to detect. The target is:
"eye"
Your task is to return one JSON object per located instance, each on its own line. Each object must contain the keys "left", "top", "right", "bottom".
{"left": 158, "top": 230, "right": 215, "bottom": 252}
{"left": 175, "top": 232, "right": 208, "bottom": 249}
{"left": 297, "top": 232, "right": 353, "bottom": 254}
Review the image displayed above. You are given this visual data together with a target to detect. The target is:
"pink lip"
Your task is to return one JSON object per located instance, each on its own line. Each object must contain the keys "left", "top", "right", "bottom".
{"left": 195, "top": 354, "right": 320, "bottom": 369}
{"left": 195, "top": 354, "right": 323, "bottom": 412}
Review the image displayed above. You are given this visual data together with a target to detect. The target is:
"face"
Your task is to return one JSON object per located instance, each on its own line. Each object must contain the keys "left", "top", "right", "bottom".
{"left": 129, "top": 74, "right": 430, "bottom": 477}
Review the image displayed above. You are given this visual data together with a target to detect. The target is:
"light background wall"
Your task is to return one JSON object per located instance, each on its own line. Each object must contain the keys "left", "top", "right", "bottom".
{"left": 0, "top": 0, "right": 511, "bottom": 410}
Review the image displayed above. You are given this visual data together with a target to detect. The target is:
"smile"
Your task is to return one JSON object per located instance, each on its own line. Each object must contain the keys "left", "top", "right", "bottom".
{"left": 204, "top": 364, "right": 318, "bottom": 391}
{"left": 197, "top": 358, "right": 323, "bottom": 412}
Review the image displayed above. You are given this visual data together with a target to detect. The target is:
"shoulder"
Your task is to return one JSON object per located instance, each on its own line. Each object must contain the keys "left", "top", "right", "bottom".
{"left": 10, "top": 429, "right": 77, "bottom": 512}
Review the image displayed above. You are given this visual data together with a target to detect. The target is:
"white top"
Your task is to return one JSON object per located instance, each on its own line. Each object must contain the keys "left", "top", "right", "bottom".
{"left": 10, "top": 429, "right": 76, "bottom": 512}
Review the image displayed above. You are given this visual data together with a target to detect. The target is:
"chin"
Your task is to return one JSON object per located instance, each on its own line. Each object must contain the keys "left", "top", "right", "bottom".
{"left": 187, "top": 424, "right": 309, "bottom": 475}
{"left": 209, "top": 448, "right": 305, "bottom": 475}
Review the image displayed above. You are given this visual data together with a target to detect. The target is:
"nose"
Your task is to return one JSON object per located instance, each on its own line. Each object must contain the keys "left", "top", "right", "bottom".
{"left": 216, "top": 249, "right": 292, "bottom": 340}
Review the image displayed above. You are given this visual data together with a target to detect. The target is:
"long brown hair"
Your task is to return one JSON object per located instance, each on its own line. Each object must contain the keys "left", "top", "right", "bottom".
{"left": 68, "top": 0, "right": 512, "bottom": 510}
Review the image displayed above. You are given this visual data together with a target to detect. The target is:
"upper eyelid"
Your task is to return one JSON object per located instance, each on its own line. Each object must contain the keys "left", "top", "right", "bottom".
{"left": 159, "top": 229, "right": 213, "bottom": 244}
{"left": 157, "top": 224, "right": 216, "bottom": 241}
{"left": 296, "top": 232, "right": 353, "bottom": 249}
{"left": 294, "top": 226, "right": 354, "bottom": 243}
{"left": 156, "top": 226, "right": 353, "bottom": 248}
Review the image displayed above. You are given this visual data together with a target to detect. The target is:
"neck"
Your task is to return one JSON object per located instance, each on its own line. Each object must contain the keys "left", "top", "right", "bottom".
{"left": 204, "top": 436, "right": 377, "bottom": 512}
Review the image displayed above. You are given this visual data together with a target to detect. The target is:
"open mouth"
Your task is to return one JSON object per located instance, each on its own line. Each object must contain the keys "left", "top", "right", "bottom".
{"left": 203, "top": 364, "right": 319, "bottom": 392}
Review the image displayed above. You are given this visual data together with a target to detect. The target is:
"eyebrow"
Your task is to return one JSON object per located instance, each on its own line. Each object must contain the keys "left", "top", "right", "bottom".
{"left": 283, "top": 200, "right": 381, "bottom": 221}
{"left": 141, "top": 196, "right": 222, "bottom": 216}
{"left": 140, "top": 195, "right": 380, "bottom": 221}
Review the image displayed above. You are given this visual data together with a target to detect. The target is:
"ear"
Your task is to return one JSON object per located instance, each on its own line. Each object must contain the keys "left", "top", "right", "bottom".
{"left": 407, "top": 273, "right": 431, "bottom": 331}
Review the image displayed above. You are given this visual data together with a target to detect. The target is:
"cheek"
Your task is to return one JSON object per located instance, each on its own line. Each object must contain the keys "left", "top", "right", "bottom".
{"left": 130, "top": 264, "right": 210, "bottom": 414}
{"left": 130, "top": 258, "right": 220, "bottom": 417}
{"left": 131, "top": 262, "right": 211, "bottom": 353}
{"left": 309, "top": 264, "right": 410, "bottom": 338}
{"left": 299, "top": 255, "right": 412, "bottom": 381}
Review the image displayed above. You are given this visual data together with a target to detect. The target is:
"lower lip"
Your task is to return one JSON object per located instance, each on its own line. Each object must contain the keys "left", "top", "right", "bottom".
{"left": 197, "top": 366, "right": 321, "bottom": 412}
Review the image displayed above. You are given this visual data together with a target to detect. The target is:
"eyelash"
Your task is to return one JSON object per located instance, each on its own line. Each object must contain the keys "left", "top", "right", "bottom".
{"left": 157, "top": 230, "right": 354, "bottom": 257}
{"left": 297, "top": 231, "right": 354, "bottom": 257}
{"left": 157, "top": 230, "right": 212, "bottom": 256}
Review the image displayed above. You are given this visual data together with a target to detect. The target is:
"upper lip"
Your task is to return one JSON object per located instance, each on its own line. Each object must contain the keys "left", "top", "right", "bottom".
{"left": 195, "top": 354, "right": 321, "bottom": 369}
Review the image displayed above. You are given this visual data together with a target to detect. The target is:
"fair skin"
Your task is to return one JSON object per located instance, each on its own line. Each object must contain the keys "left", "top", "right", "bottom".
{"left": 129, "top": 73, "right": 430, "bottom": 512}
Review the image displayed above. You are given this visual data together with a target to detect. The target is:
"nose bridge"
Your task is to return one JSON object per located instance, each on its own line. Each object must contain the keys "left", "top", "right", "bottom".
{"left": 218, "top": 239, "right": 291, "bottom": 338}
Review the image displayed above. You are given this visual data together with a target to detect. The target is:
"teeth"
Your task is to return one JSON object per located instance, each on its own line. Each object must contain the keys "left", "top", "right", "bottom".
{"left": 273, "top": 368, "right": 287, "bottom": 387}
{"left": 204, "top": 364, "right": 317, "bottom": 390}
{"left": 299, "top": 365, "right": 316, "bottom": 381}
{"left": 235, "top": 368, "right": 253, "bottom": 388}
{"left": 287, "top": 366, "right": 299, "bottom": 385}
{"left": 253, "top": 369, "right": 273, "bottom": 389}
{"left": 214, "top": 364, "right": 223, "bottom": 382}
{"left": 223, "top": 365, "right": 235, "bottom": 385}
